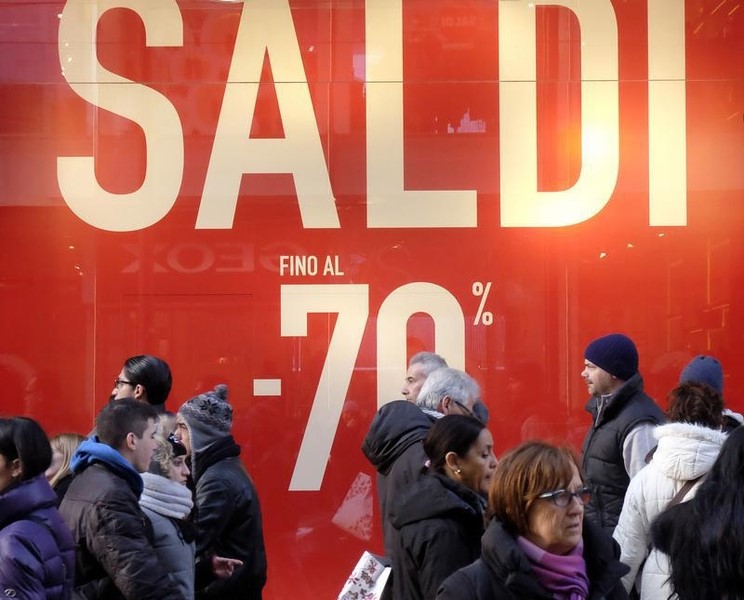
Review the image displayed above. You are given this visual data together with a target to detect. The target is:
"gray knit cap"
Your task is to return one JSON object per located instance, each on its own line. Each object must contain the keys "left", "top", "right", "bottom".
{"left": 178, "top": 384, "right": 232, "bottom": 442}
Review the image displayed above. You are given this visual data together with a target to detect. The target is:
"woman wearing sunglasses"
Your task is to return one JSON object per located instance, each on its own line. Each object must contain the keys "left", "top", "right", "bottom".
{"left": 437, "top": 441, "right": 629, "bottom": 599}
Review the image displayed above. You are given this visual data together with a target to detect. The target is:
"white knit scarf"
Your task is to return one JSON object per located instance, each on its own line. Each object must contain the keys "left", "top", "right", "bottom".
{"left": 140, "top": 472, "right": 194, "bottom": 519}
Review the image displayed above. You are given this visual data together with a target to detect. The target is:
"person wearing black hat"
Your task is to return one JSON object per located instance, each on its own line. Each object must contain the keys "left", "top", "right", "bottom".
{"left": 580, "top": 333, "right": 665, "bottom": 533}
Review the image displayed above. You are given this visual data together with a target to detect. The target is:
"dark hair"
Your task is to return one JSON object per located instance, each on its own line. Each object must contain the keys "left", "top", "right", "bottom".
{"left": 96, "top": 398, "right": 158, "bottom": 451}
{"left": 488, "top": 441, "right": 581, "bottom": 534}
{"left": 0, "top": 417, "right": 53, "bottom": 480}
{"left": 424, "top": 414, "right": 486, "bottom": 474}
{"left": 658, "top": 426, "right": 744, "bottom": 598}
{"left": 667, "top": 381, "right": 724, "bottom": 429}
{"left": 123, "top": 355, "right": 172, "bottom": 406}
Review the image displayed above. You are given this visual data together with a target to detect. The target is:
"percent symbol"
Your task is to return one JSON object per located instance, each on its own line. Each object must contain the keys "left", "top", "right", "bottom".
{"left": 471, "top": 281, "right": 493, "bottom": 325}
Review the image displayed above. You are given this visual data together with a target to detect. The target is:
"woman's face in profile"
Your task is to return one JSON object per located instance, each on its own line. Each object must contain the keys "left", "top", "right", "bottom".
{"left": 525, "top": 464, "right": 584, "bottom": 555}
{"left": 456, "top": 428, "right": 498, "bottom": 495}
{"left": 169, "top": 455, "right": 190, "bottom": 485}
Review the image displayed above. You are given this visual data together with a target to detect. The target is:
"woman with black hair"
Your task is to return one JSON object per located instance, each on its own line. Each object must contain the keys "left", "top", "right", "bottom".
{"left": 389, "top": 414, "right": 497, "bottom": 600}
{"left": 0, "top": 416, "right": 75, "bottom": 599}
{"left": 651, "top": 425, "right": 744, "bottom": 599}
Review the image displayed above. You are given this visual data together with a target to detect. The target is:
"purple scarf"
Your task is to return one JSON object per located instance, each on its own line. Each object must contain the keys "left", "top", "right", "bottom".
{"left": 516, "top": 536, "right": 590, "bottom": 600}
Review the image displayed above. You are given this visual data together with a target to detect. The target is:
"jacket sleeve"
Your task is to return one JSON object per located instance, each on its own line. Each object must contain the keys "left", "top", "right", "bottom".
{"left": 612, "top": 471, "right": 651, "bottom": 592}
{"left": 0, "top": 531, "right": 46, "bottom": 600}
{"left": 85, "top": 497, "right": 184, "bottom": 600}
{"left": 193, "top": 471, "right": 236, "bottom": 557}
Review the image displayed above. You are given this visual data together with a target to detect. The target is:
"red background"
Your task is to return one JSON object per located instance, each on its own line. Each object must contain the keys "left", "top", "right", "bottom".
{"left": 2, "top": 1, "right": 744, "bottom": 597}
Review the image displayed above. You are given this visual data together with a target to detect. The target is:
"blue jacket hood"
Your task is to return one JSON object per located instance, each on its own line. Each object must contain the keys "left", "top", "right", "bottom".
{"left": 71, "top": 437, "right": 143, "bottom": 497}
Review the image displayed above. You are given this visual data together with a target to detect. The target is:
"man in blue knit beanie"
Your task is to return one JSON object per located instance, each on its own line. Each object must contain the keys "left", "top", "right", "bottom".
{"left": 580, "top": 333, "right": 665, "bottom": 533}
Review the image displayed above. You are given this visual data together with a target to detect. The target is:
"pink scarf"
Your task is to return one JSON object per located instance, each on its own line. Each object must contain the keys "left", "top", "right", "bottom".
{"left": 516, "top": 536, "right": 590, "bottom": 600}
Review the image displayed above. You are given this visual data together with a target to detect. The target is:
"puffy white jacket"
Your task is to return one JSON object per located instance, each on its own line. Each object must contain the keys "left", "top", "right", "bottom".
{"left": 613, "top": 422, "right": 727, "bottom": 600}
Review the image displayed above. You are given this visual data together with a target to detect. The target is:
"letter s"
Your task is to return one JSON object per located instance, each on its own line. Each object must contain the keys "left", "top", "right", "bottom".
{"left": 57, "top": 0, "right": 183, "bottom": 231}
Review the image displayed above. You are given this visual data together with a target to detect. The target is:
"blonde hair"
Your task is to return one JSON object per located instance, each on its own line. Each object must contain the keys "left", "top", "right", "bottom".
{"left": 49, "top": 432, "right": 85, "bottom": 489}
{"left": 148, "top": 413, "right": 178, "bottom": 477}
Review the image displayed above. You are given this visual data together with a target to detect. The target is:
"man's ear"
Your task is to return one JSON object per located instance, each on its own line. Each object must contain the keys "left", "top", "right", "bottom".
{"left": 125, "top": 431, "right": 137, "bottom": 451}
{"left": 132, "top": 384, "right": 145, "bottom": 401}
{"left": 10, "top": 457, "right": 22, "bottom": 480}
{"left": 440, "top": 395, "right": 452, "bottom": 414}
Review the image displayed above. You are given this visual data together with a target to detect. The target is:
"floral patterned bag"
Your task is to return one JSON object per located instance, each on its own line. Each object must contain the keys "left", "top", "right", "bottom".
{"left": 337, "top": 551, "right": 391, "bottom": 600}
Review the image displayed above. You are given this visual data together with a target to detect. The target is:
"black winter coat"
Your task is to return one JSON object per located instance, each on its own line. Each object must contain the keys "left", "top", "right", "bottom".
{"left": 362, "top": 400, "right": 435, "bottom": 557}
{"left": 192, "top": 443, "right": 267, "bottom": 600}
{"left": 437, "top": 517, "right": 629, "bottom": 600}
{"left": 59, "top": 463, "right": 183, "bottom": 600}
{"left": 390, "top": 471, "right": 485, "bottom": 600}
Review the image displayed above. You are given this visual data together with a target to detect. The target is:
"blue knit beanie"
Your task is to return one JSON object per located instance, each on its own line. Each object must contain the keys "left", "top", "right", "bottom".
{"left": 679, "top": 355, "right": 723, "bottom": 395}
{"left": 584, "top": 333, "right": 639, "bottom": 381}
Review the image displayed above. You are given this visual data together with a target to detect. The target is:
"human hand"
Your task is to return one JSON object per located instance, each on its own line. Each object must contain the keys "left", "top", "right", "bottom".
{"left": 212, "top": 555, "right": 243, "bottom": 579}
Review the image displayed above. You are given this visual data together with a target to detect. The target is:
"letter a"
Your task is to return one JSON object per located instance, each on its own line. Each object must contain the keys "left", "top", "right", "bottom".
{"left": 198, "top": 0, "right": 338, "bottom": 229}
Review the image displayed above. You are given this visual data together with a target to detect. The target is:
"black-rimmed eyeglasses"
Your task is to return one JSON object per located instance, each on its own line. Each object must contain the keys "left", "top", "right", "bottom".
{"left": 114, "top": 377, "right": 135, "bottom": 389}
{"left": 537, "top": 486, "right": 592, "bottom": 507}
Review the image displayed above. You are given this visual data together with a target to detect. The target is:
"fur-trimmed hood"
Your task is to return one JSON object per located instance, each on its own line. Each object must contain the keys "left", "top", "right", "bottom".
{"left": 652, "top": 421, "right": 727, "bottom": 481}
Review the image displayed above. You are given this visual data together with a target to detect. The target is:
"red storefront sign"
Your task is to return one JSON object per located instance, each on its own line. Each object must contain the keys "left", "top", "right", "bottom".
{"left": 2, "top": 1, "right": 743, "bottom": 597}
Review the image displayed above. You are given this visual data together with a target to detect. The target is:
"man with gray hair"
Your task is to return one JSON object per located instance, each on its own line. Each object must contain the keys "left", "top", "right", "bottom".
{"left": 416, "top": 367, "right": 480, "bottom": 419}
{"left": 363, "top": 364, "right": 482, "bottom": 557}
{"left": 401, "top": 351, "right": 448, "bottom": 403}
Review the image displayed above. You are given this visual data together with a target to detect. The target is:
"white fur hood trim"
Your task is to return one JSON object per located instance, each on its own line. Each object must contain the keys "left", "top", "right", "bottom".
{"left": 652, "top": 421, "right": 727, "bottom": 480}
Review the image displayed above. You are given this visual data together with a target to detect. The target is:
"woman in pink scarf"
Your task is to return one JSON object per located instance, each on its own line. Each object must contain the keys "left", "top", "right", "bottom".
{"left": 437, "top": 441, "right": 629, "bottom": 599}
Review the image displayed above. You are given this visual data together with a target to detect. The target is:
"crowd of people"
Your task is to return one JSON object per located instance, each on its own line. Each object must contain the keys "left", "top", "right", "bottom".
{"left": 1, "top": 339, "right": 743, "bottom": 600}
{"left": 363, "top": 339, "right": 744, "bottom": 599}
{"left": 0, "top": 355, "right": 266, "bottom": 600}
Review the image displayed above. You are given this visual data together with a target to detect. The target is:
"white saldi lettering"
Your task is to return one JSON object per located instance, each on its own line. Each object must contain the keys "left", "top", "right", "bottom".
{"left": 365, "top": 0, "right": 478, "bottom": 228}
{"left": 499, "top": 0, "right": 620, "bottom": 227}
{"left": 197, "top": 0, "right": 339, "bottom": 229}
{"left": 55, "top": 0, "right": 688, "bottom": 231}
{"left": 57, "top": 0, "right": 184, "bottom": 232}
{"left": 648, "top": 0, "right": 686, "bottom": 226}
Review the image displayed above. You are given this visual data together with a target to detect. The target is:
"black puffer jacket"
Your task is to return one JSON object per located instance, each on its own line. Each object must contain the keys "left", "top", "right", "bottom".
{"left": 582, "top": 373, "right": 664, "bottom": 532}
{"left": 390, "top": 471, "right": 485, "bottom": 600}
{"left": 60, "top": 460, "right": 183, "bottom": 600}
{"left": 362, "top": 400, "right": 436, "bottom": 557}
{"left": 437, "top": 517, "right": 628, "bottom": 600}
